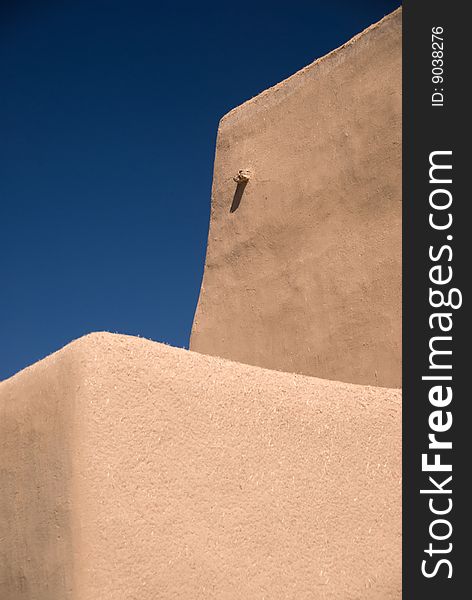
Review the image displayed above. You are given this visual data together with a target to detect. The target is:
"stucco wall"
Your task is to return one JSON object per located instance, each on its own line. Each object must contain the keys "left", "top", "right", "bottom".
{"left": 191, "top": 8, "right": 402, "bottom": 387}
{"left": 0, "top": 332, "right": 401, "bottom": 599}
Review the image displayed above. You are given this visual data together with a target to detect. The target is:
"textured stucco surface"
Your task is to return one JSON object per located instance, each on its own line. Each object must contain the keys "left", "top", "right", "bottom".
{"left": 191, "top": 9, "right": 402, "bottom": 388}
{"left": 0, "top": 332, "right": 401, "bottom": 599}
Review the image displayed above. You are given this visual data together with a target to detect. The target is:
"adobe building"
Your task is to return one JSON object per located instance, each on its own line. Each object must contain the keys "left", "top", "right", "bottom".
{"left": 0, "top": 333, "right": 401, "bottom": 599}
{"left": 191, "top": 8, "right": 401, "bottom": 388}
{"left": 0, "top": 9, "right": 402, "bottom": 600}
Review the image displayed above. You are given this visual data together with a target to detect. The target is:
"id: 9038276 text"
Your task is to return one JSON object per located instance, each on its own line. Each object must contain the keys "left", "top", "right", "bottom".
{"left": 431, "top": 26, "right": 445, "bottom": 107}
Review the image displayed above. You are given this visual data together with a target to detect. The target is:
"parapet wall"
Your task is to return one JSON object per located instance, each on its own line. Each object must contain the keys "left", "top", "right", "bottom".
{"left": 0, "top": 333, "right": 401, "bottom": 599}
{"left": 191, "top": 8, "right": 402, "bottom": 387}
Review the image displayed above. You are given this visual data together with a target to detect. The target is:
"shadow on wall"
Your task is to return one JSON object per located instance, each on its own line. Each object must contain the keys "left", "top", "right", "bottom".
{"left": 230, "top": 180, "right": 247, "bottom": 213}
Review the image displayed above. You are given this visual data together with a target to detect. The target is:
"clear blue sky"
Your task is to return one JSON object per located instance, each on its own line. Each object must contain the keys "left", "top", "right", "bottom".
{"left": 0, "top": 0, "right": 400, "bottom": 380}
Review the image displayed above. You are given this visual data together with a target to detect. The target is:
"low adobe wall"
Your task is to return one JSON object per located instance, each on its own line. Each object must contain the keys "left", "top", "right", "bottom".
{"left": 191, "top": 8, "right": 402, "bottom": 387}
{"left": 0, "top": 332, "right": 401, "bottom": 599}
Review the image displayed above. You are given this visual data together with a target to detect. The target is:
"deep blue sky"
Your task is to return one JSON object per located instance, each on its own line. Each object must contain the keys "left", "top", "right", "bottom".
{"left": 0, "top": 0, "right": 400, "bottom": 380}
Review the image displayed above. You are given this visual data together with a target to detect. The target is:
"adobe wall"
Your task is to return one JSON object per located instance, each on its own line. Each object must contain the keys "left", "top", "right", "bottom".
{"left": 0, "top": 332, "right": 401, "bottom": 599}
{"left": 191, "top": 9, "right": 402, "bottom": 387}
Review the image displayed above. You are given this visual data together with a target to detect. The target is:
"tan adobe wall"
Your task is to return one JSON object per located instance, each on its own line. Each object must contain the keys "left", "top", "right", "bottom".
{"left": 0, "top": 332, "right": 401, "bottom": 599}
{"left": 191, "top": 9, "right": 402, "bottom": 387}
